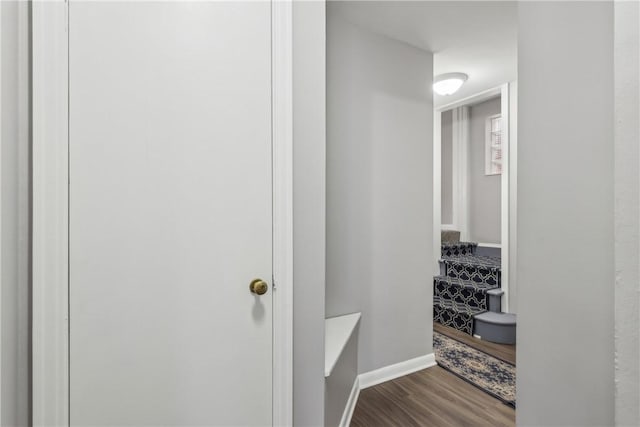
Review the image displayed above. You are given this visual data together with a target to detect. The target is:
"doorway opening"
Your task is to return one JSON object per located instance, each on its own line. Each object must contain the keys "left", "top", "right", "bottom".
{"left": 326, "top": 1, "right": 519, "bottom": 424}
{"left": 433, "top": 83, "right": 517, "bottom": 409}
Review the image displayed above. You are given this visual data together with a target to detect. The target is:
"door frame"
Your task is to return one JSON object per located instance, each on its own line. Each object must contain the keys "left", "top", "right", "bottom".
{"left": 31, "top": 1, "right": 294, "bottom": 425}
{"left": 433, "top": 83, "right": 514, "bottom": 313}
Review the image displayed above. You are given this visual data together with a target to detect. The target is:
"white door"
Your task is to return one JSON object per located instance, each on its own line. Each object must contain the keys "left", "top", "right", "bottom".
{"left": 68, "top": 2, "right": 273, "bottom": 425}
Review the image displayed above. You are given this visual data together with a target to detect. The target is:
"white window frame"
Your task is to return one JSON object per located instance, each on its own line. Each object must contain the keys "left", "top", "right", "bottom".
{"left": 485, "top": 113, "right": 503, "bottom": 176}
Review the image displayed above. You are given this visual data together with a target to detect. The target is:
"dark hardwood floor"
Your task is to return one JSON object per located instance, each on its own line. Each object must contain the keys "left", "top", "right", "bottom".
{"left": 350, "top": 325, "right": 516, "bottom": 426}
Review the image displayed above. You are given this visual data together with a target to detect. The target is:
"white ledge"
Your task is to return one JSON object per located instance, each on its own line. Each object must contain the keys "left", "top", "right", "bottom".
{"left": 325, "top": 312, "right": 361, "bottom": 377}
{"left": 478, "top": 242, "right": 501, "bottom": 248}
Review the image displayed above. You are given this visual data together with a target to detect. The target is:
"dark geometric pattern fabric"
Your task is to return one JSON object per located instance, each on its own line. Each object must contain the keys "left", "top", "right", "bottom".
{"left": 442, "top": 254, "right": 501, "bottom": 267}
{"left": 433, "top": 276, "right": 497, "bottom": 311}
{"left": 434, "top": 245, "right": 503, "bottom": 336}
{"left": 433, "top": 296, "right": 485, "bottom": 335}
{"left": 442, "top": 255, "right": 501, "bottom": 287}
{"left": 441, "top": 242, "right": 477, "bottom": 257}
{"left": 434, "top": 332, "right": 516, "bottom": 407}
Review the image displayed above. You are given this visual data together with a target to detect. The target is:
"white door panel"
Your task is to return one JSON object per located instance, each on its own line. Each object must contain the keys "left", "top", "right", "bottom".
{"left": 69, "top": 2, "right": 272, "bottom": 425}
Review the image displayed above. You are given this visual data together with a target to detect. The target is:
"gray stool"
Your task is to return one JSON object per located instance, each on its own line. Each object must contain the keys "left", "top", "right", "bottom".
{"left": 474, "top": 312, "right": 516, "bottom": 344}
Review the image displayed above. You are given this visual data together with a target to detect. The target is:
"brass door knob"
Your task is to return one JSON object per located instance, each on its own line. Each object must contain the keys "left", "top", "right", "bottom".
{"left": 249, "top": 279, "right": 269, "bottom": 295}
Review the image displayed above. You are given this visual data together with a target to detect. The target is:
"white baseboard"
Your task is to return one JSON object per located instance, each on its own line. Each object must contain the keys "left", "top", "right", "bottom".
{"left": 358, "top": 353, "right": 436, "bottom": 389}
{"left": 339, "top": 377, "right": 360, "bottom": 427}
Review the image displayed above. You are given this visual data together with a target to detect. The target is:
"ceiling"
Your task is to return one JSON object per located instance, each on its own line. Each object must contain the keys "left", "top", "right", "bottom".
{"left": 328, "top": 1, "right": 518, "bottom": 107}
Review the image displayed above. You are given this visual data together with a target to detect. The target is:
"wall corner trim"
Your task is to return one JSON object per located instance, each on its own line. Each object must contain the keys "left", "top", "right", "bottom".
{"left": 339, "top": 377, "right": 360, "bottom": 427}
{"left": 358, "top": 353, "right": 437, "bottom": 389}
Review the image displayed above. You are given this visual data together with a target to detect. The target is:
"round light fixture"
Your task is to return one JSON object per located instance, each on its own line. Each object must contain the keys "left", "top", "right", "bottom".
{"left": 433, "top": 73, "right": 468, "bottom": 96}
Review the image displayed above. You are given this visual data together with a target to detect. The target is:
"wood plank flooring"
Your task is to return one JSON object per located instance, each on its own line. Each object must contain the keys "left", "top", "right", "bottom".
{"left": 434, "top": 323, "right": 516, "bottom": 365}
{"left": 350, "top": 325, "right": 516, "bottom": 427}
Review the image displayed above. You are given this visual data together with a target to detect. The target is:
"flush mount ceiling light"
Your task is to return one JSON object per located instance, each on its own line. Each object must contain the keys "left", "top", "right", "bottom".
{"left": 433, "top": 72, "right": 468, "bottom": 96}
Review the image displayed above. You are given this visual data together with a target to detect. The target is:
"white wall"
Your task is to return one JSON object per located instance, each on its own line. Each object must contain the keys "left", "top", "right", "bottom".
{"left": 0, "top": 2, "right": 31, "bottom": 426}
{"left": 517, "top": 2, "right": 614, "bottom": 425}
{"left": 292, "top": 2, "right": 326, "bottom": 426}
{"left": 326, "top": 8, "right": 434, "bottom": 374}
{"left": 613, "top": 1, "right": 640, "bottom": 425}
{"left": 469, "top": 97, "right": 501, "bottom": 244}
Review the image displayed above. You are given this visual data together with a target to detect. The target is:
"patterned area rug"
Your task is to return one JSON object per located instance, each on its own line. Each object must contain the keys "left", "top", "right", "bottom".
{"left": 433, "top": 332, "right": 516, "bottom": 407}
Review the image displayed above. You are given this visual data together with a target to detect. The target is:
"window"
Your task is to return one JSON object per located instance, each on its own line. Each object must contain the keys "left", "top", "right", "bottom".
{"left": 485, "top": 114, "right": 502, "bottom": 175}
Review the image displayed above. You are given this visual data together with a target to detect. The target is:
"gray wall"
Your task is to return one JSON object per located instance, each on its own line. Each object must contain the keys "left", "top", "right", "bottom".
{"left": 326, "top": 8, "right": 434, "bottom": 374}
{"left": 508, "top": 81, "right": 518, "bottom": 314}
{"left": 324, "top": 328, "right": 358, "bottom": 427}
{"left": 292, "top": 2, "right": 326, "bottom": 426}
{"left": 517, "top": 2, "right": 614, "bottom": 425}
{"left": 1, "top": 2, "right": 31, "bottom": 426}
{"left": 469, "top": 97, "right": 501, "bottom": 244}
{"left": 441, "top": 110, "right": 453, "bottom": 225}
{"left": 614, "top": 1, "right": 640, "bottom": 425}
